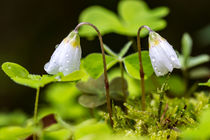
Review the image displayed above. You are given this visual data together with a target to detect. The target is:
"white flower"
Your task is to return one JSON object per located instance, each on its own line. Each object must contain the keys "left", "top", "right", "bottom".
{"left": 148, "top": 31, "right": 181, "bottom": 76}
{"left": 44, "top": 31, "right": 81, "bottom": 76}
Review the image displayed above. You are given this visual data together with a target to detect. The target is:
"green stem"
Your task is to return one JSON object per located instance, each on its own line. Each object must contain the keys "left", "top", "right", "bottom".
{"left": 119, "top": 61, "right": 126, "bottom": 102}
{"left": 89, "top": 108, "right": 95, "bottom": 118}
{"left": 34, "top": 88, "right": 40, "bottom": 125}
{"left": 158, "top": 74, "right": 170, "bottom": 122}
{"left": 33, "top": 87, "right": 40, "bottom": 140}
{"left": 183, "top": 69, "right": 189, "bottom": 93}
{"left": 158, "top": 91, "right": 164, "bottom": 122}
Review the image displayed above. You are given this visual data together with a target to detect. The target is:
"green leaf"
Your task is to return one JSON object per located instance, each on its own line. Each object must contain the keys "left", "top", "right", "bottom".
{"left": 123, "top": 51, "right": 153, "bottom": 79}
{"left": 77, "top": 76, "right": 128, "bottom": 108}
{"left": 44, "top": 82, "right": 89, "bottom": 121}
{"left": 199, "top": 79, "right": 210, "bottom": 87}
{"left": 74, "top": 119, "right": 111, "bottom": 140}
{"left": 2, "top": 62, "right": 29, "bottom": 78}
{"left": 104, "top": 44, "right": 118, "bottom": 57}
{"left": 118, "top": 41, "right": 132, "bottom": 58}
{"left": 11, "top": 74, "right": 57, "bottom": 89}
{"left": 42, "top": 128, "right": 71, "bottom": 140}
{"left": 78, "top": 94, "right": 106, "bottom": 108}
{"left": 181, "top": 33, "right": 192, "bottom": 68}
{"left": 1, "top": 62, "right": 58, "bottom": 88}
{"left": 82, "top": 53, "right": 118, "bottom": 78}
{"left": 187, "top": 54, "right": 210, "bottom": 68}
{"left": 79, "top": 0, "right": 169, "bottom": 37}
{"left": 0, "top": 111, "right": 27, "bottom": 126}
{"left": 181, "top": 109, "right": 210, "bottom": 139}
{"left": 109, "top": 77, "right": 128, "bottom": 100}
{"left": 0, "top": 126, "right": 32, "bottom": 140}
{"left": 60, "top": 70, "right": 86, "bottom": 82}
{"left": 189, "top": 67, "right": 210, "bottom": 79}
{"left": 117, "top": 0, "right": 169, "bottom": 36}
{"left": 2, "top": 62, "right": 85, "bottom": 89}
{"left": 167, "top": 75, "right": 186, "bottom": 95}
{"left": 76, "top": 76, "right": 107, "bottom": 108}
{"left": 76, "top": 75, "right": 105, "bottom": 94}
{"left": 79, "top": 6, "right": 122, "bottom": 37}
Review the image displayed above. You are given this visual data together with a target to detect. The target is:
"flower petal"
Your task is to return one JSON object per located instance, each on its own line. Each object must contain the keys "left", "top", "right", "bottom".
{"left": 149, "top": 46, "right": 170, "bottom": 76}
{"left": 44, "top": 31, "right": 82, "bottom": 76}
{"left": 148, "top": 31, "right": 181, "bottom": 76}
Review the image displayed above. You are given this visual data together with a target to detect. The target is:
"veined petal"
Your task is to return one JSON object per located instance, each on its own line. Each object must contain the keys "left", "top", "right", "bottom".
{"left": 149, "top": 46, "right": 171, "bottom": 76}
{"left": 59, "top": 45, "right": 82, "bottom": 75}
{"left": 44, "top": 31, "right": 82, "bottom": 76}
{"left": 160, "top": 42, "right": 181, "bottom": 69}
{"left": 149, "top": 31, "right": 181, "bottom": 76}
{"left": 44, "top": 43, "right": 64, "bottom": 75}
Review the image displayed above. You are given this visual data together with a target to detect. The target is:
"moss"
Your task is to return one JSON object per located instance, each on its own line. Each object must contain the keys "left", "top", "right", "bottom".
{"left": 108, "top": 91, "right": 210, "bottom": 140}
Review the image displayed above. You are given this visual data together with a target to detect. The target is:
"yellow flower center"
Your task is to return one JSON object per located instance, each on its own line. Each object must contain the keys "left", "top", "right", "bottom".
{"left": 70, "top": 40, "right": 80, "bottom": 48}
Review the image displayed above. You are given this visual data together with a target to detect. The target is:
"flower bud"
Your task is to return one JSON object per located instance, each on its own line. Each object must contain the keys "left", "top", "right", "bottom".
{"left": 44, "top": 31, "right": 81, "bottom": 76}
{"left": 148, "top": 31, "right": 181, "bottom": 76}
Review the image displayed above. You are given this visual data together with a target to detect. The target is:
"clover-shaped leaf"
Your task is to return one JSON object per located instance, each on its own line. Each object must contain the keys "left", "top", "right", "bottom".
{"left": 187, "top": 54, "right": 210, "bottom": 68}
{"left": 181, "top": 33, "right": 192, "bottom": 69}
{"left": 76, "top": 75, "right": 128, "bottom": 108}
{"left": 2, "top": 62, "right": 85, "bottom": 89}
{"left": 74, "top": 119, "right": 111, "bottom": 140}
{"left": 79, "top": 0, "right": 169, "bottom": 37}
{"left": 199, "top": 79, "right": 210, "bottom": 87}
{"left": 123, "top": 51, "right": 154, "bottom": 79}
{"left": 118, "top": 41, "right": 133, "bottom": 58}
{"left": 2, "top": 62, "right": 29, "bottom": 78}
{"left": 180, "top": 33, "right": 210, "bottom": 70}
{"left": 79, "top": 95, "right": 106, "bottom": 108}
{"left": 109, "top": 77, "right": 128, "bottom": 101}
{"left": 82, "top": 53, "right": 118, "bottom": 79}
{"left": 104, "top": 41, "right": 132, "bottom": 58}
{"left": 60, "top": 70, "right": 86, "bottom": 82}
{"left": 0, "top": 126, "right": 32, "bottom": 140}
{"left": 76, "top": 75, "right": 105, "bottom": 94}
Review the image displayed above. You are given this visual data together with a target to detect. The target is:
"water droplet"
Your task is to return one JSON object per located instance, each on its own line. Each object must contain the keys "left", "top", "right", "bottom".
{"left": 170, "top": 56, "right": 176, "bottom": 61}
{"left": 151, "top": 58, "right": 155, "bottom": 62}
{"left": 55, "top": 76, "right": 61, "bottom": 81}
{"left": 154, "top": 66, "right": 157, "bottom": 70}
{"left": 55, "top": 44, "right": 59, "bottom": 48}
{"left": 8, "top": 66, "right": 11, "bottom": 69}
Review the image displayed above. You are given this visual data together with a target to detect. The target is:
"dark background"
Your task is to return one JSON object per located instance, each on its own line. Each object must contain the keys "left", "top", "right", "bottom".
{"left": 0, "top": 0, "right": 209, "bottom": 114}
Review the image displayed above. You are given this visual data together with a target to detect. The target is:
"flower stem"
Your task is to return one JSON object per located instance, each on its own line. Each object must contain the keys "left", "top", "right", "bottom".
{"left": 158, "top": 73, "right": 170, "bottom": 122}
{"left": 137, "top": 25, "right": 152, "bottom": 111}
{"left": 74, "top": 22, "right": 113, "bottom": 127}
{"left": 33, "top": 87, "right": 40, "bottom": 140}
{"left": 160, "top": 103, "right": 168, "bottom": 123}
{"left": 119, "top": 61, "right": 126, "bottom": 102}
{"left": 158, "top": 91, "right": 164, "bottom": 122}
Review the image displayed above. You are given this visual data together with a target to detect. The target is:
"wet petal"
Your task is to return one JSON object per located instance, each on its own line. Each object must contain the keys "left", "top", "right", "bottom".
{"left": 149, "top": 31, "right": 181, "bottom": 76}
{"left": 44, "top": 31, "right": 81, "bottom": 76}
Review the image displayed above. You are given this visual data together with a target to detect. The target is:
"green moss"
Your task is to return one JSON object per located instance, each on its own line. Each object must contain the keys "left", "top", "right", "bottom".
{"left": 108, "top": 92, "right": 210, "bottom": 140}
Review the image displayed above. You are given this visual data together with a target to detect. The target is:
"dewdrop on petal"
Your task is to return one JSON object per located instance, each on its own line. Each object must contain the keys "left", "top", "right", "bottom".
{"left": 148, "top": 31, "right": 181, "bottom": 76}
{"left": 44, "top": 31, "right": 81, "bottom": 76}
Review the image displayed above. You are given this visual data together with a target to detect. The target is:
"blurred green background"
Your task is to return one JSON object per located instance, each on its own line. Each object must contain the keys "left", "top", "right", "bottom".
{"left": 0, "top": 0, "right": 209, "bottom": 114}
